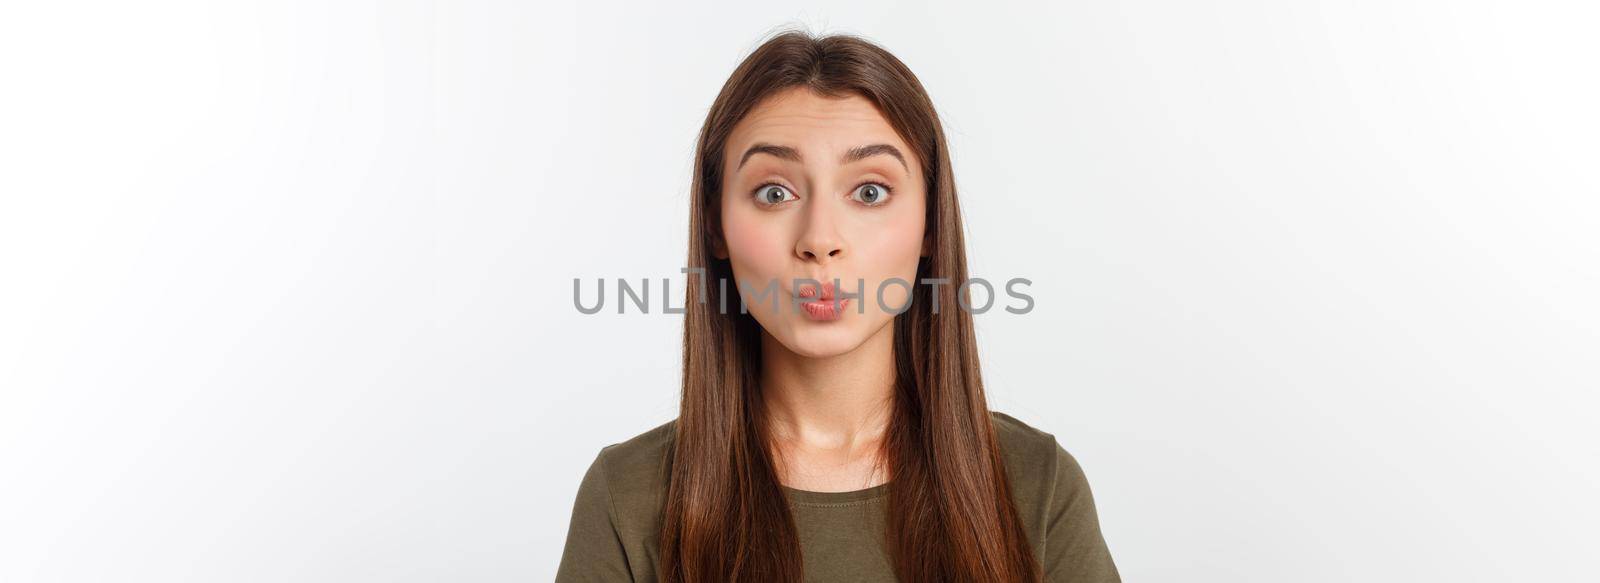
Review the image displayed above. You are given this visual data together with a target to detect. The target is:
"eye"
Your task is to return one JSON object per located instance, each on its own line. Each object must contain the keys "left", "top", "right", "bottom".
{"left": 850, "top": 182, "right": 892, "bottom": 206}
{"left": 753, "top": 183, "right": 797, "bottom": 206}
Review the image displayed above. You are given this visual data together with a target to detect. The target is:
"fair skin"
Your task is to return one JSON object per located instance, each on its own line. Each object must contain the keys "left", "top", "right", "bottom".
{"left": 714, "top": 87, "right": 928, "bottom": 493}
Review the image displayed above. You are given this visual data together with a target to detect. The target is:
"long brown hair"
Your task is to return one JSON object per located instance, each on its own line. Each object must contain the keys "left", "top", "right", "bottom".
{"left": 662, "top": 30, "right": 1039, "bottom": 582}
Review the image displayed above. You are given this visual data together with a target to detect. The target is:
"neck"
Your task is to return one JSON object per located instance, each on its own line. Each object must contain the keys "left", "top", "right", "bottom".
{"left": 758, "top": 322, "right": 896, "bottom": 457}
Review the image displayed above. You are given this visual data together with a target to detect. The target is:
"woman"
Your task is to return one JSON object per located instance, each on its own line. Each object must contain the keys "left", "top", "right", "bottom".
{"left": 557, "top": 30, "right": 1119, "bottom": 582}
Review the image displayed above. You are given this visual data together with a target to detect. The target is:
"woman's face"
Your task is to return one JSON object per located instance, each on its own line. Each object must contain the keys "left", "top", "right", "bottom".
{"left": 717, "top": 87, "right": 927, "bottom": 358}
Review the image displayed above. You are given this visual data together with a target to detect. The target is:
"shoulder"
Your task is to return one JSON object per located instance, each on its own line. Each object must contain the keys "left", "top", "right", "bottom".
{"left": 990, "top": 410, "right": 1084, "bottom": 481}
{"left": 990, "top": 410, "right": 1061, "bottom": 462}
{"left": 583, "top": 418, "right": 677, "bottom": 535}
{"left": 595, "top": 417, "right": 677, "bottom": 479}
{"left": 989, "top": 413, "right": 1119, "bottom": 578}
{"left": 990, "top": 409, "right": 1092, "bottom": 480}
{"left": 988, "top": 411, "right": 1095, "bottom": 534}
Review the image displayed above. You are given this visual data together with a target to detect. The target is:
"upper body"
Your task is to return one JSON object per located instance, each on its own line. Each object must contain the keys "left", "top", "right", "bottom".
{"left": 555, "top": 410, "right": 1120, "bottom": 582}
{"left": 569, "top": 29, "right": 1120, "bottom": 583}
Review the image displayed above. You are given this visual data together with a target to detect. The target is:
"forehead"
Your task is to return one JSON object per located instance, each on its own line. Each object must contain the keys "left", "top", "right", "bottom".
{"left": 724, "top": 88, "right": 914, "bottom": 167}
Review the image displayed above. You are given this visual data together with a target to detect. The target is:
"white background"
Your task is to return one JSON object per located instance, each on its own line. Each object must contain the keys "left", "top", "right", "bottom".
{"left": 2, "top": 1, "right": 1596, "bottom": 581}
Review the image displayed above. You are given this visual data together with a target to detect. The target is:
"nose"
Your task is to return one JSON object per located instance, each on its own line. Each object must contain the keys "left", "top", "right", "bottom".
{"left": 795, "top": 197, "right": 846, "bottom": 263}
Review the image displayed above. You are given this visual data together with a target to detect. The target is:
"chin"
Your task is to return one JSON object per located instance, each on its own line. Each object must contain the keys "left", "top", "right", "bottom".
{"left": 769, "top": 319, "right": 887, "bottom": 359}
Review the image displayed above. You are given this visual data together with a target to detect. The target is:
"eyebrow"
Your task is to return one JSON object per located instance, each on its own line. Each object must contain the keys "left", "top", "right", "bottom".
{"left": 736, "top": 142, "right": 910, "bottom": 174}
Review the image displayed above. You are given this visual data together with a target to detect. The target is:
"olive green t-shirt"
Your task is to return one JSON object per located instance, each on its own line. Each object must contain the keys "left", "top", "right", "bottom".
{"left": 555, "top": 411, "right": 1120, "bottom": 582}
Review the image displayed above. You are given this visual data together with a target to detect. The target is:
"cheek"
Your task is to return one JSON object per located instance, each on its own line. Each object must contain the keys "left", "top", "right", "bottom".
{"left": 850, "top": 206, "right": 923, "bottom": 316}
{"left": 861, "top": 205, "right": 925, "bottom": 275}
{"left": 721, "top": 207, "right": 789, "bottom": 275}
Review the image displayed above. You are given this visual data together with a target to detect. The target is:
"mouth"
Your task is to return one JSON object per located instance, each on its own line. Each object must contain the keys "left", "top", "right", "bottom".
{"left": 796, "top": 281, "right": 847, "bottom": 321}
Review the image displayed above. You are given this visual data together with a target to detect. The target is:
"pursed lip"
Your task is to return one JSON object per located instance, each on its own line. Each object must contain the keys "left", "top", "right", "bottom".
{"left": 796, "top": 281, "right": 837, "bottom": 302}
{"left": 799, "top": 297, "right": 848, "bottom": 320}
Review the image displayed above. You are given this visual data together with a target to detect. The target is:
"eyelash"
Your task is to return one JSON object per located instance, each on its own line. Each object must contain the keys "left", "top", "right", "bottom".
{"left": 750, "top": 180, "right": 895, "bottom": 207}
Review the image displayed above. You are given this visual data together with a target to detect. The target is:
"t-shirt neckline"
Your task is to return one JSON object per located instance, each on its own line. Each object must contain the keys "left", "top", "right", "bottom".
{"left": 781, "top": 481, "right": 891, "bottom": 505}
